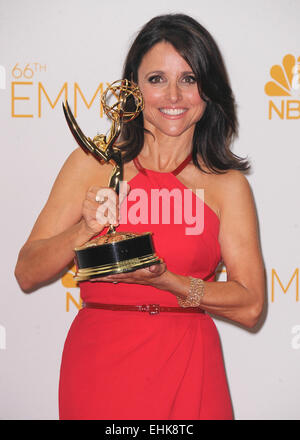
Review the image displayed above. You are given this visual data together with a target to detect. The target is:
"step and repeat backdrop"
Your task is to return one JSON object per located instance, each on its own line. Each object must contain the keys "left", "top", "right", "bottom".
{"left": 0, "top": 0, "right": 299, "bottom": 420}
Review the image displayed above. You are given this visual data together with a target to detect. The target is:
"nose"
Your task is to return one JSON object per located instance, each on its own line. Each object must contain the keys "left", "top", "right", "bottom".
{"left": 166, "top": 81, "right": 182, "bottom": 103}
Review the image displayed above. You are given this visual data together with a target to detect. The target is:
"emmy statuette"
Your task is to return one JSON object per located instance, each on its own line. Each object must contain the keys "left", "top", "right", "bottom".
{"left": 62, "top": 79, "right": 162, "bottom": 281}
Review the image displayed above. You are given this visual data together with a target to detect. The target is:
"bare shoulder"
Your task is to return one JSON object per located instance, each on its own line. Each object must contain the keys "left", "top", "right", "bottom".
{"left": 213, "top": 169, "right": 254, "bottom": 209}
{"left": 215, "top": 169, "right": 251, "bottom": 191}
{"left": 59, "top": 146, "right": 105, "bottom": 175}
{"left": 25, "top": 148, "right": 112, "bottom": 241}
{"left": 212, "top": 170, "right": 259, "bottom": 238}
{"left": 55, "top": 147, "right": 112, "bottom": 188}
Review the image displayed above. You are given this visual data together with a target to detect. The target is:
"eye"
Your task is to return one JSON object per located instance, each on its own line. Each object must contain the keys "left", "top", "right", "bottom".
{"left": 147, "top": 74, "right": 164, "bottom": 84}
{"left": 181, "top": 74, "right": 197, "bottom": 84}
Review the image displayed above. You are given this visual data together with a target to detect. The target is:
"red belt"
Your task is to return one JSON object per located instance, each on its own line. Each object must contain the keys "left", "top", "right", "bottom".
{"left": 82, "top": 302, "right": 205, "bottom": 315}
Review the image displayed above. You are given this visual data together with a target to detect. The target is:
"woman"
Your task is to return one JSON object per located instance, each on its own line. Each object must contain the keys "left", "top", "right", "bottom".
{"left": 15, "top": 14, "right": 265, "bottom": 420}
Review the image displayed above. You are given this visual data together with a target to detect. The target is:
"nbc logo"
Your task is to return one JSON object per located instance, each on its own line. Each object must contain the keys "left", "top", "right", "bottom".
{"left": 265, "top": 54, "right": 300, "bottom": 119}
{"left": 61, "top": 265, "right": 82, "bottom": 312}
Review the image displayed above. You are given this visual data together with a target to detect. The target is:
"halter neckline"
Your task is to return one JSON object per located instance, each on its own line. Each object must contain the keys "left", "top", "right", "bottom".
{"left": 133, "top": 153, "right": 192, "bottom": 176}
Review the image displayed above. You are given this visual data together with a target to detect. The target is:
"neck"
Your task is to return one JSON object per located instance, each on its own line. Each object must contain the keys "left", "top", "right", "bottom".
{"left": 140, "top": 128, "right": 194, "bottom": 172}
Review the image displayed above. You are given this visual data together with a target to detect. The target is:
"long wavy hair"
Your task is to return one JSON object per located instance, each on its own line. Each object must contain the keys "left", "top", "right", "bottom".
{"left": 119, "top": 13, "right": 249, "bottom": 173}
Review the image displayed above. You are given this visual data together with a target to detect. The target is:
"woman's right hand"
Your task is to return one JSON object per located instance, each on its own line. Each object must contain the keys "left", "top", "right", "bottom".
{"left": 82, "top": 183, "right": 130, "bottom": 236}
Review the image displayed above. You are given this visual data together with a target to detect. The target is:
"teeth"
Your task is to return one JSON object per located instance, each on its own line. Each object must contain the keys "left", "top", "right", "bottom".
{"left": 160, "top": 108, "right": 186, "bottom": 115}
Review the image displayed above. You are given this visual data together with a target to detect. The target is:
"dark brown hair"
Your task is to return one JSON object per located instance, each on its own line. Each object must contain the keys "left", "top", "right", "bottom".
{"left": 120, "top": 13, "right": 249, "bottom": 173}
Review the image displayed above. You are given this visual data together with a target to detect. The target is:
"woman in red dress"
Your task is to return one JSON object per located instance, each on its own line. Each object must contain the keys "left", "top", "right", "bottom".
{"left": 15, "top": 14, "right": 265, "bottom": 420}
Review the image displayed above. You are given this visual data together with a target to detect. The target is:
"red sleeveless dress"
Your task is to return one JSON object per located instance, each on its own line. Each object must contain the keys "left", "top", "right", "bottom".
{"left": 59, "top": 156, "right": 233, "bottom": 420}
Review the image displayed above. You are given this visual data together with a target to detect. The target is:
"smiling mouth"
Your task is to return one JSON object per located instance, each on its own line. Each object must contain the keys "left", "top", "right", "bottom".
{"left": 159, "top": 108, "right": 187, "bottom": 115}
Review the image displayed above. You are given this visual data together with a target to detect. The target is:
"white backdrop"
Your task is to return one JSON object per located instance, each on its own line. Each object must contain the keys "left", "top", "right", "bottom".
{"left": 0, "top": 0, "right": 299, "bottom": 420}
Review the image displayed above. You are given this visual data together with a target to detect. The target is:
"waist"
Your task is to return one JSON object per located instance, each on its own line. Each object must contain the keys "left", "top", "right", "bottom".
{"left": 82, "top": 302, "right": 205, "bottom": 315}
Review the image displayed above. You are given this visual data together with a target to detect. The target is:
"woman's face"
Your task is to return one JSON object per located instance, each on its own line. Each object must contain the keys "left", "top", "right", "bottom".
{"left": 137, "top": 41, "right": 206, "bottom": 139}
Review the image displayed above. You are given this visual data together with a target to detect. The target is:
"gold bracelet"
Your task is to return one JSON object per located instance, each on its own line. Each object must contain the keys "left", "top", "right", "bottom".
{"left": 177, "top": 277, "right": 205, "bottom": 308}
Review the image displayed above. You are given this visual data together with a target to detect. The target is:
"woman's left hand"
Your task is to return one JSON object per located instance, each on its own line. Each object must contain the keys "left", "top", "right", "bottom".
{"left": 89, "top": 262, "right": 167, "bottom": 287}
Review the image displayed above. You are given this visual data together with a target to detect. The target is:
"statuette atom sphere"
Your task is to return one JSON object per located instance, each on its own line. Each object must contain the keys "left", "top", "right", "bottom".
{"left": 101, "top": 79, "right": 144, "bottom": 122}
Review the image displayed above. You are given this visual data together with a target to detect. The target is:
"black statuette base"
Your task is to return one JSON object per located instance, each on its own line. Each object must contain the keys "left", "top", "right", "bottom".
{"left": 74, "top": 232, "right": 162, "bottom": 281}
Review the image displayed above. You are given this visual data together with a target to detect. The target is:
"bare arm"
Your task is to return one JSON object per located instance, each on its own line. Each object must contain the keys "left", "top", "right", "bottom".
{"left": 14, "top": 148, "right": 115, "bottom": 292}
{"left": 196, "top": 171, "right": 266, "bottom": 327}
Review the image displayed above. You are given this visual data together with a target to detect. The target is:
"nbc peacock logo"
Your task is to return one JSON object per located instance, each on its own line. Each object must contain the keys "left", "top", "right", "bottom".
{"left": 265, "top": 54, "right": 300, "bottom": 120}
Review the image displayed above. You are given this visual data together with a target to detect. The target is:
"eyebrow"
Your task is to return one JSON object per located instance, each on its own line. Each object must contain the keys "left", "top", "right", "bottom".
{"left": 145, "top": 70, "right": 195, "bottom": 77}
